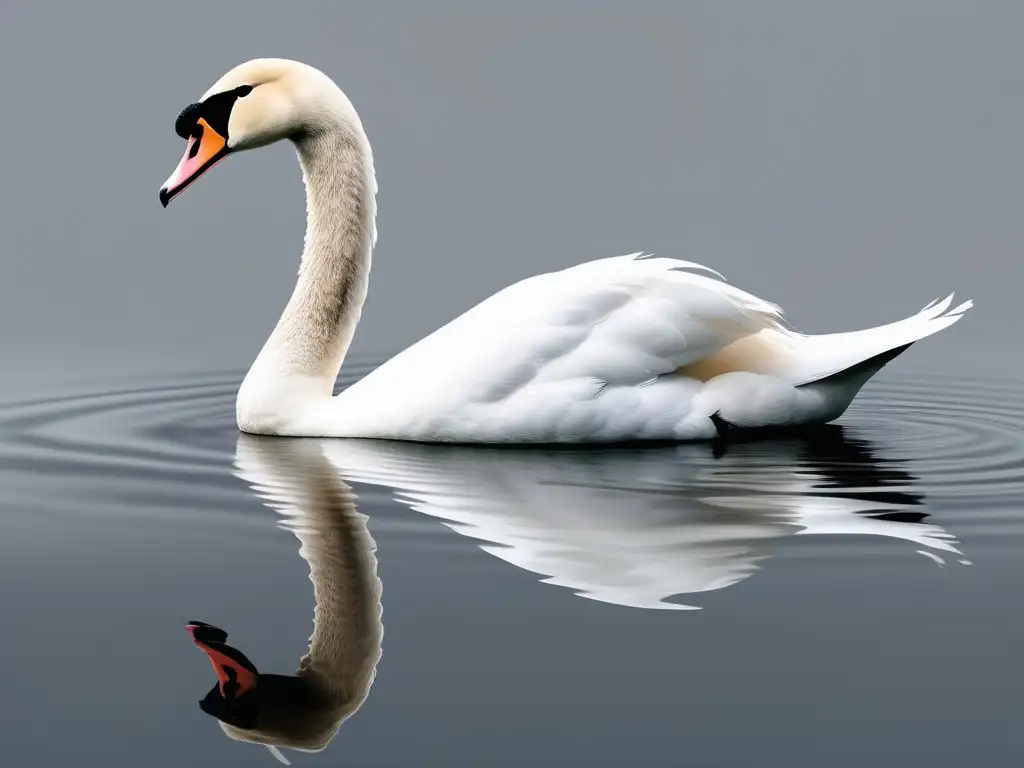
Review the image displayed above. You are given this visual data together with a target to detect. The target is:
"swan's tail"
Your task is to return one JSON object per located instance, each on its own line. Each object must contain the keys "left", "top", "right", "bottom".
{"left": 788, "top": 293, "right": 973, "bottom": 388}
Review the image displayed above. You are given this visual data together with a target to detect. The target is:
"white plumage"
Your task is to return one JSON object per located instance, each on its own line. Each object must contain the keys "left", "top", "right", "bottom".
{"left": 326, "top": 254, "right": 970, "bottom": 441}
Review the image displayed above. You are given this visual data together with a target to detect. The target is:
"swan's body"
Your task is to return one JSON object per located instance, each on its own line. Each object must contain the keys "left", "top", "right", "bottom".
{"left": 161, "top": 58, "right": 972, "bottom": 443}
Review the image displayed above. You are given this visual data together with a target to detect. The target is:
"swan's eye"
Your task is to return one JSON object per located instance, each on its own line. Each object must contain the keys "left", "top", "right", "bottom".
{"left": 236, "top": 85, "right": 254, "bottom": 98}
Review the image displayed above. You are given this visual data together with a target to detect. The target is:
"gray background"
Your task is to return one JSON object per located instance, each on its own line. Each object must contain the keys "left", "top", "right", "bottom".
{"left": 3, "top": 1, "right": 1019, "bottom": 383}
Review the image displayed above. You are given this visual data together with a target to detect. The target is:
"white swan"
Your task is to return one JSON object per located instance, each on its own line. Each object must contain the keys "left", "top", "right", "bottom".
{"left": 160, "top": 58, "right": 972, "bottom": 443}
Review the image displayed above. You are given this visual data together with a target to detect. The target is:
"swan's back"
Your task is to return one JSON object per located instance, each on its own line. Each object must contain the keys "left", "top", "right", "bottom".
{"left": 325, "top": 254, "right": 796, "bottom": 441}
{"left": 317, "top": 251, "right": 969, "bottom": 443}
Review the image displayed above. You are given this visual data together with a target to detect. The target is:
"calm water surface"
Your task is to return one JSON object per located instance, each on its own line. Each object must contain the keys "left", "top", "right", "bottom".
{"left": 1, "top": 355, "right": 1023, "bottom": 766}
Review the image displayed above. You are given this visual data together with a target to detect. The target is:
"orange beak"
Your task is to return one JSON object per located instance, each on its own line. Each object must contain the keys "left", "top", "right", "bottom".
{"left": 159, "top": 117, "right": 229, "bottom": 207}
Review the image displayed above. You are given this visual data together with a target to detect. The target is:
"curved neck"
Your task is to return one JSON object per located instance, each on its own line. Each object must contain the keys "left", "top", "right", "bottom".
{"left": 239, "top": 123, "right": 377, "bottom": 429}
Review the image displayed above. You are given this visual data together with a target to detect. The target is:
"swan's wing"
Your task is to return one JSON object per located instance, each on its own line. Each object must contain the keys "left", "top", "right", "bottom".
{"left": 333, "top": 254, "right": 793, "bottom": 440}
{"left": 390, "top": 253, "right": 789, "bottom": 391}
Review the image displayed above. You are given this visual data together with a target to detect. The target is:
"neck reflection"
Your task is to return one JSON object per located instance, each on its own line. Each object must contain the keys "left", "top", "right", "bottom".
{"left": 188, "top": 436, "right": 382, "bottom": 763}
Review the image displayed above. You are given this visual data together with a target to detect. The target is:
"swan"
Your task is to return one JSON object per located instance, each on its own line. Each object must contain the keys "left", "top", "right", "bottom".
{"left": 187, "top": 436, "right": 383, "bottom": 764}
{"left": 160, "top": 58, "right": 973, "bottom": 443}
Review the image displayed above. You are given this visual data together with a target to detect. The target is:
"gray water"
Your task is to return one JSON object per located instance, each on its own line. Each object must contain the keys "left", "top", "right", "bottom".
{"left": 1, "top": 358, "right": 1023, "bottom": 766}
{"left": 5, "top": 2, "right": 1024, "bottom": 766}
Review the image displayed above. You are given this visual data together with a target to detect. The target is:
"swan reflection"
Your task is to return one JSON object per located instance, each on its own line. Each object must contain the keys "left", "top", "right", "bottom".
{"left": 187, "top": 427, "right": 961, "bottom": 761}
{"left": 319, "top": 425, "right": 961, "bottom": 610}
{"left": 189, "top": 437, "right": 382, "bottom": 764}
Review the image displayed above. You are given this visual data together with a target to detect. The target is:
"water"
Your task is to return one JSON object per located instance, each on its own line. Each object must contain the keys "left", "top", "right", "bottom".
{"left": 1, "top": 356, "right": 1022, "bottom": 766}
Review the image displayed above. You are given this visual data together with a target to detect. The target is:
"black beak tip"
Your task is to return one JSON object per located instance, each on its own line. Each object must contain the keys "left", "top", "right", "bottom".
{"left": 159, "top": 187, "right": 171, "bottom": 208}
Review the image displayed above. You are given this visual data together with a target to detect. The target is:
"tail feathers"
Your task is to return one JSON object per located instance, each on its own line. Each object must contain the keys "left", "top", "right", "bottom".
{"left": 796, "top": 342, "right": 914, "bottom": 388}
{"left": 920, "top": 293, "right": 974, "bottom": 318}
{"left": 791, "top": 292, "right": 972, "bottom": 387}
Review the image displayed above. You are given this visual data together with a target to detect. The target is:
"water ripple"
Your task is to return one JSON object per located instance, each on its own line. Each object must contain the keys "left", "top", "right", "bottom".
{"left": 850, "top": 373, "right": 1024, "bottom": 500}
{"left": 0, "top": 365, "right": 1020, "bottom": 552}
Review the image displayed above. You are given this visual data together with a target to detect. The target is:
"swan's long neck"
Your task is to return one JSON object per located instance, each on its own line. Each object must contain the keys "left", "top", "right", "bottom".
{"left": 238, "top": 121, "right": 377, "bottom": 432}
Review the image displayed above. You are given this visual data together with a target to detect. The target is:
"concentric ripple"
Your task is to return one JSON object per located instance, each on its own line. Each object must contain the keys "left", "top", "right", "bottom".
{"left": 849, "top": 373, "right": 1024, "bottom": 501}
{"left": 0, "top": 359, "right": 379, "bottom": 518}
{"left": 0, "top": 364, "right": 1021, "bottom": 539}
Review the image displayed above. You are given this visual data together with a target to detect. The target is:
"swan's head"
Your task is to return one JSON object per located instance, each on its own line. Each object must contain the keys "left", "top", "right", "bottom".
{"left": 159, "top": 58, "right": 357, "bottom": 207}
